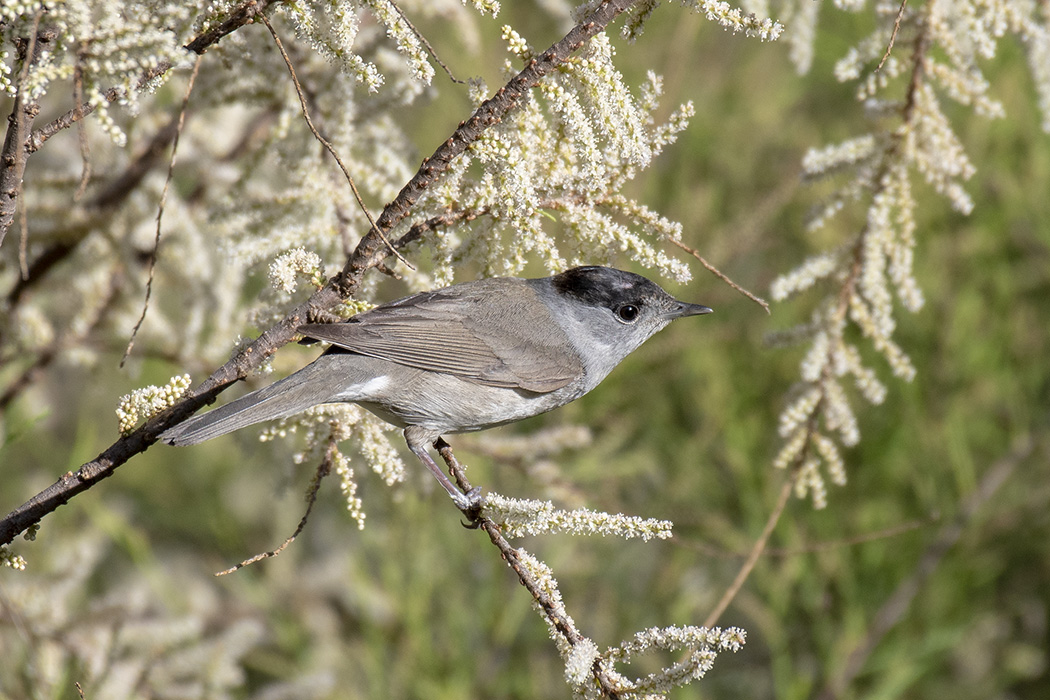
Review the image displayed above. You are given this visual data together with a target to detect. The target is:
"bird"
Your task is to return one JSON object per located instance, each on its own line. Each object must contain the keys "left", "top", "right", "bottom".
{"left": 161, "top": 266, "right": 712, "bottom": 509}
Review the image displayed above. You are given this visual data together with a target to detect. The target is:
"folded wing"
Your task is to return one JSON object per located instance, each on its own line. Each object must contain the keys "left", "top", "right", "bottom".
{"left": 299, "top": 278, "right": 582, "bottom": 393}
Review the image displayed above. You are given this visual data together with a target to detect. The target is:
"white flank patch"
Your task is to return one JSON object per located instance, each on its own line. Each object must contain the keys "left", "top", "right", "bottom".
{"left": 332, "top": 375, "right": 390, "bottom": 401}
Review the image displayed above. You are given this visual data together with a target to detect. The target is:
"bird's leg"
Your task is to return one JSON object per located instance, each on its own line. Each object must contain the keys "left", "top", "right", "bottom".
{"left": 405, "top": 431, "right": 482, "bottom": 512}
{"left": 434, "top": 438, "right": 484, "bottom": 526}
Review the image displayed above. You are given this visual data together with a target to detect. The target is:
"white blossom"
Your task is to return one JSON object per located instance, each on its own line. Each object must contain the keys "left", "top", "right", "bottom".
{"left": 116, "top": 375, "right": 192, "bottom": 435}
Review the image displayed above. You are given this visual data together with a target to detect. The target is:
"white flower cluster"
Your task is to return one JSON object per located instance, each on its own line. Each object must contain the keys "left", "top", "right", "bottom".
{"left": 801, "top": 134, "right": 877, "bottom": 178}
{"left": 512, "top": 529, "right": 747, "bottom": 697}
{"left": 282, "top": 0, "right": 498, "bottom": 93}
{"left": 268, "top": 247, "right": 325, "bottom": 294}
{"left": 602, "top": 624, "right": 746, "bottom": 697}
{"left": 258, "top": 403, "right": 406, "bottom": 518}
{"left": 564, "top": 637, "right": 600, "bottom": 688}
{"left": 464, "top": 0, "right": 500, "bottom": 19}
{"left": 284, "top": 0, "right": 385, "bottom": 93}
{"left": 620, "top": 1, "right": 783, "bottom": 45}
{"left": 767, "top": 0, "right": 1047, "bottom": 505}
{"left": 483, "top": 493, "right": 674, "bottom": 541}
{"left": 330, "top": 448, "right": 366, "bottom": 530}
{"left": 362, "top": 0, "right": 435, "bottom": 85}
{"left": 1, "top": 2, "right": 202, "bottom": 144}
{"left": 116, "top": 374, "right": 191, "bottom": 435}
{"left": 769, "top": 250, "right": 843, "bottom": 301}
{"left": 788, "top": 0, "right": 820, "bottom": 74}
{"left": 409, "top": 33, "right": 698, "bottom": 283}
{"left": 686, "top": 0, "right": 784, "bottom": 41}
{"left": 903, "top": 84, "right": 977, "bottom": 215}
{"left": 1, "top": 546, "right": 27, "bottom": 571}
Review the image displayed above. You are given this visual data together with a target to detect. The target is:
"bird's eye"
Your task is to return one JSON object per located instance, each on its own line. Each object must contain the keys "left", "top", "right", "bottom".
{"left": 616, "top": 304, "right": 640, "bottom": 323}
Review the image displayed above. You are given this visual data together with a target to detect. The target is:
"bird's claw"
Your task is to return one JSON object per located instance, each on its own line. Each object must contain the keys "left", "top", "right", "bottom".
{"left": 451, "top": 486, "right": 484, "bottom": 525}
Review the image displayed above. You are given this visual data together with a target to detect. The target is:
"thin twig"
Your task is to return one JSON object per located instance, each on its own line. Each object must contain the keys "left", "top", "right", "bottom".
{"left": 703, "top": 476, "right": 794, "bottom": 628}
{"left": 258, "top": 10, "right": 413, "bottom": 271}
{"left": 120, "top": 54, "right": 203, "bottom": 368}
{"left": 18, "top": 192, "right": 29, "bottom": 280}
{"left": 876, "top": 0, "right": 909, "bottom": 73}
{"left": 678, "top": 514, "right": 933, "bottom": 559}
{"left": 73, "top": 58, "right": 92, "bottom": 201}
{"left": 387, "top": 0, "right": 465, "bottom": 84}
{"left": 215, "top": 436, "right": 335, "bottom": 576}
{"left": 670, "top": 238, "right": 770, "bottom": 314}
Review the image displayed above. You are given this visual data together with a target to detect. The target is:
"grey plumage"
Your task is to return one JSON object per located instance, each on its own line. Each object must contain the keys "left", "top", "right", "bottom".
{"left": 161, "top": 266, "right": 712, "bottom": 509}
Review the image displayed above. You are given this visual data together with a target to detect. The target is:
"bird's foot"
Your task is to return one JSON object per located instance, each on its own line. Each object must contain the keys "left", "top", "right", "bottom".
{"left": 452, "top": 486, "right": 484, "bottom": 525}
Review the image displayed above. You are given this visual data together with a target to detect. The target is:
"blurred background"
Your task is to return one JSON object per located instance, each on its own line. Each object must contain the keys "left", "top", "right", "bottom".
{"left": 2, "top": 3, "right": 1048, "bottom": 699}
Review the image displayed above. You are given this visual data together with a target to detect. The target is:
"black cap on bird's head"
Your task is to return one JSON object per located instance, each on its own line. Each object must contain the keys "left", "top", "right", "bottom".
{"left": 551, "top": 266, "right": 712, "bottom": 323}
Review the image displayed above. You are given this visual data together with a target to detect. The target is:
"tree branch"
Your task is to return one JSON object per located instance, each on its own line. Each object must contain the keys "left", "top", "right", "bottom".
{"left": 435, "top": 441, "right": 626, "bottom": 699}
{"left": 23, "top": 0, "right": 276, "bottom": 155}
{"left": 0, "top": 14, "right": 53, "bottom": 247}
{"left": 0, "top": 0, "right": 646, "bottom": 546}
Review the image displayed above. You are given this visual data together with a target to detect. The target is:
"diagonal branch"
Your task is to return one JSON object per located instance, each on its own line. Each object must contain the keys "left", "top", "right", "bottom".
{"left": 0, "top": 0, "right": 647, "bottom": 547}
{"left": 435, "top": 440, "right": 626, "bottom": 699}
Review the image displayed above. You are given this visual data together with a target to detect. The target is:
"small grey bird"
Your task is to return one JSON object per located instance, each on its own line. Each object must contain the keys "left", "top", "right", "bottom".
{"left": 161, "top": 266, "right": 711, "bottom": 509}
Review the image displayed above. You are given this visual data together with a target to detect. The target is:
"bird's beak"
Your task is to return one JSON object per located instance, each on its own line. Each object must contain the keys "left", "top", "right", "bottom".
{"left": 665, "top": 301, "right": 713, "bottom": 319}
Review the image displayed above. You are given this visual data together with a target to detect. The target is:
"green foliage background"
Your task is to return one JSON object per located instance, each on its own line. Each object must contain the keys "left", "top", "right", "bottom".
{"left": 2, "top": 6, "right": 1049, "bottom": 699}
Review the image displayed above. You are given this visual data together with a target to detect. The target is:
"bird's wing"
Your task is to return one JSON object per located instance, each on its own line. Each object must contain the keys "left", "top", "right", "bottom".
{"left": 298, "top": 279, "right": 582, "bottom": 393}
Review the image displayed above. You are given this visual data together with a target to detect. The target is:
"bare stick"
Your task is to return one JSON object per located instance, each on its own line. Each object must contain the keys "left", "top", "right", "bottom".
{"left": 387, "top": 0, "right": 465, "bottom": 84}
{"left": 18, "top": 191, "right": 29, "bottom": 279}
{"left": 703, "top": 476, "right": 794, "bottom": 628}
{"left": 216, "top": 437, "right": 335, "bottom": 576}
{"left": 72, "top": 59, "right": 92, "bottom": 201}
{"left": 875, "top": 0, "right": 909, "bottom": 73}
{"left": 120, "top": 54, "right": 203, "bottom": 368}
{"left": 670, "top": 238, "right": 770, "bottom": 314}
{"left": 258, "top": 11, "right": 413, "bottom": 270}
{"left": 678, "top": 515, "right": 933, "bottom": 559}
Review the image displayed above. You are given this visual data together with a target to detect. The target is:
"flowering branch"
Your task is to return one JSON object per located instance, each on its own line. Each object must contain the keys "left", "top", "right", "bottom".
{"left": 0, "top": 0, "right": 653, "bottom": 548}
{"left": 436, "top": 441, "right": 744, "bottom": 698}
{"left": 24, "top": 0, "right": 278, "bottom": 155}
{"left": 0, "top": 12, "right": 51, "bottom": 247}
{"left": 768, "top": 0, "right": 1044, "bottom": 506}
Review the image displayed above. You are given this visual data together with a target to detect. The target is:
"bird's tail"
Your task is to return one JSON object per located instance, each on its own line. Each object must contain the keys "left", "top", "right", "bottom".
{"left": 161, "top": 360, "right": 340, "bottom": 446}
